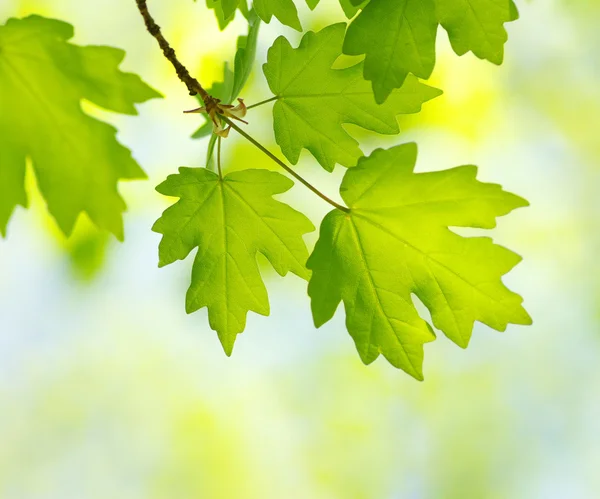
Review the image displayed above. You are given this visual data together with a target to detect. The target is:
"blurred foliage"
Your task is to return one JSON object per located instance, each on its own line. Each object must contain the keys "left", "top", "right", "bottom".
{"left": 0, "top": 0, "right": 599, "bottom": 497}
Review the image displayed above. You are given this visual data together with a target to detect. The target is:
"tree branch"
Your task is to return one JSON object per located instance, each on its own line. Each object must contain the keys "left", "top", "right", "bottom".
{"left": 134, "top": 0, "right": 209, "bottom": 101}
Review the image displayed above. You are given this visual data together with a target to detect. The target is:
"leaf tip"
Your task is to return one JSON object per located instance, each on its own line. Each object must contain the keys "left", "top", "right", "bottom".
{"left": 219, "top": 334, "right": 237, "bottom": 357}
{"left": 517, "top": 307, "right": 533, "bottom": 326}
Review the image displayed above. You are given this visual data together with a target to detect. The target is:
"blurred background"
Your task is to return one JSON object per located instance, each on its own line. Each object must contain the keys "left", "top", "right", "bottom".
{"left": 1, "top": 0, "right": 599, "bottom": 497}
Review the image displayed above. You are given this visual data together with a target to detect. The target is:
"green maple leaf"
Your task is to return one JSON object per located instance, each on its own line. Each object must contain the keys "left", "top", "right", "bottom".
{"left": 254, "top": 0, "right": 302, "bottom": 31}
{"left": 153, "top": 167, "right": 314, "bottom": 354}
{"left": 205, "top": 0, "right": 313, "bottom": 30}
{"left": 205, "top": 0, "right": 249, "bottom": 30}
{"left": 307, "top": 143, "right": 531, "bottom": 379}
{"left": 343, "top": 0, "right": 438, "bottom": 104}
{"left": 0, "top": 15, "right": 161, "bottom": 239}
{"left": 263, "top": 23, "right": 441, "bottom": 171}
{"left": 435, "top": 0, "right": 518, "bottom": 65}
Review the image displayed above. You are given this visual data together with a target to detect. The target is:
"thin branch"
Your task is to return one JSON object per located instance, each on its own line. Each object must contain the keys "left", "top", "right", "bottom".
{"left": 217, "top": 136, "right": 223, "bottom": 179}
{"left": 246, "top": 96, "right": 279, "bottom": 110}
{"left": 134, "top": 0, "right": 209, "bottom": 101}
{"left": 222, "top": 118, "right": 350, "bottom": 213}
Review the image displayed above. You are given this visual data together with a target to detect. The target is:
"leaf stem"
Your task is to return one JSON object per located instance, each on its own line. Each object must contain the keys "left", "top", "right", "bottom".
{"left": 134, "top": 0, "right": 209, "bottom": 101}
{"left": 222, "top": 118, "right": 349, "bottom": 213}
{"left": 246, "top": 96, "right": 279, "bottom": 110}
{"left": 217, "top": 136, "right": 223, "bottom": 179}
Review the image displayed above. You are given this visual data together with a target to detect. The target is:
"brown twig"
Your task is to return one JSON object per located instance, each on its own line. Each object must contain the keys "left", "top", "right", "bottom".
{"left": 134, "top": 0, "right": 209, "bottom": 101}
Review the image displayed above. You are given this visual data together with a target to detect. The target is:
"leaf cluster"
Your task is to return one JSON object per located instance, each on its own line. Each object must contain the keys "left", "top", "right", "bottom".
{"left": 0, "top": 1, "right": 530, "bottom": 378}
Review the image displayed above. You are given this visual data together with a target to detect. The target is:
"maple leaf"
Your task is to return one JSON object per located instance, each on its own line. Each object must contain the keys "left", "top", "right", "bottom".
{"left": 0, "top": 16, "right": 161, "bottom": 239}
{"left": 435, "top": 0, "right": 518, "bottom": 65}
{"left": 343, "top": 0, "right": 438, "bottom": 104}
{"left": 153, "top": 167, "right": 314, "bottom": 354}
{"left": 205, "top": 0, "right": 249, "bottom": 30}
{"left": 263, "top": 23, "right": 441, "bottom": 171}
{"left": 343, "top": 0, "right": 519, "bottom": 103}
{"left": 205, "top": 0, "right": 310, "bottom": 30}
{"left": 254, "top": 0, "right": 303, "bottom": 31}
{"left": 338, "top": 0, "right": 370, "bottom": 18}
{"left": 307, "top": 143, "right": 531, "bottom": 379}
{"left": 205, "top": 0, "right": 370, "bottom": 30}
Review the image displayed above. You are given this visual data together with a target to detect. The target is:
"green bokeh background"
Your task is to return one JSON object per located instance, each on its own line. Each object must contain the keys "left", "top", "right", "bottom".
{"left": 0, "top": 0, "right": 599, "bottom": 497}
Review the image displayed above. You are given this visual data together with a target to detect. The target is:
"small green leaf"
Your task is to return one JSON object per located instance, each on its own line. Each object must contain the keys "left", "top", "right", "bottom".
{"left": 263, "top": 23, "right": 441, "bottom": 171}
{"left": 153, "top": 168, "right": 314, "bottom": 354}
{"left": 0, "top": 16, "right": 161, "bottom": 239}
{"left": 231, "top": 10, "right": 261, "bottom": 100}
{"left": 307, "top": 143, "right": 531, "bottom": 379}
{"left": 343, "top": 0, "right": 438, "bottom": 104}
{"left": 206, "top": 0, "right": 248, "bottom": 30}
{"left": 435, "top": 0, "right": 516, "bottom": 64}
{"left": 192, "top": 12, "right": 260, "bottom": 139}
{"left": 254, "top": 0, "right": 302, "bottom": 30}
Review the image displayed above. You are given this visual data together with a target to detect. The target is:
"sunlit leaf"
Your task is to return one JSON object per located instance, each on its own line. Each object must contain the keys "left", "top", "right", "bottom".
{"left": 192, "top": 10, "right": 260, "bottom": 148}
{"left": 0, "top": 15, "right": 161, "bottom": 239}
{"left": 435, "top": 0, "right": 517, "bottom": 64}
{"left": 205, "top": 0, "right": 249, "bottom": 30}
{"left": 308, "top": 143, "right": 531, "bottom": 379}
{"left": 153, "top": 167, "right": 314, "bottom": 353}
{"left": 343, "top": 0, "right": 518, "bottom": 102}
{"left": 263, "top": 23, "right": 441, "bottom": 171}
{"left": 343, "top": 0, "right": 438, "bottom": 103}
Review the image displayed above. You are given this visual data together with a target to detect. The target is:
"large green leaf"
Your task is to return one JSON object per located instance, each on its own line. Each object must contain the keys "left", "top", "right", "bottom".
{"left": 153, "top": 168, "right": 314, "bottom": 354}
{"left": 343, "top": 0, "right": 438, "bottom": 104}
{"left": 307, "top": 143, "right": 531, "bottom": 379}
{"left": 435, "top": 0, "right": 516, "bottom": 64}
{"left": 0, "top": 15, "right": 161, "bottom": 239}
{"left": 263, "top": 23, "right": 441, "bottom": 171}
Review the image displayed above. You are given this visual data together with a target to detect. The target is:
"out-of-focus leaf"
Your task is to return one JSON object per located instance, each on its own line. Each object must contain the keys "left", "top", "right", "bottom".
{"left": 0, "top": 15, "right": 161, "bottom": 239}
{"left": 63, "top": 217, "right": 111, "bottom": 281}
